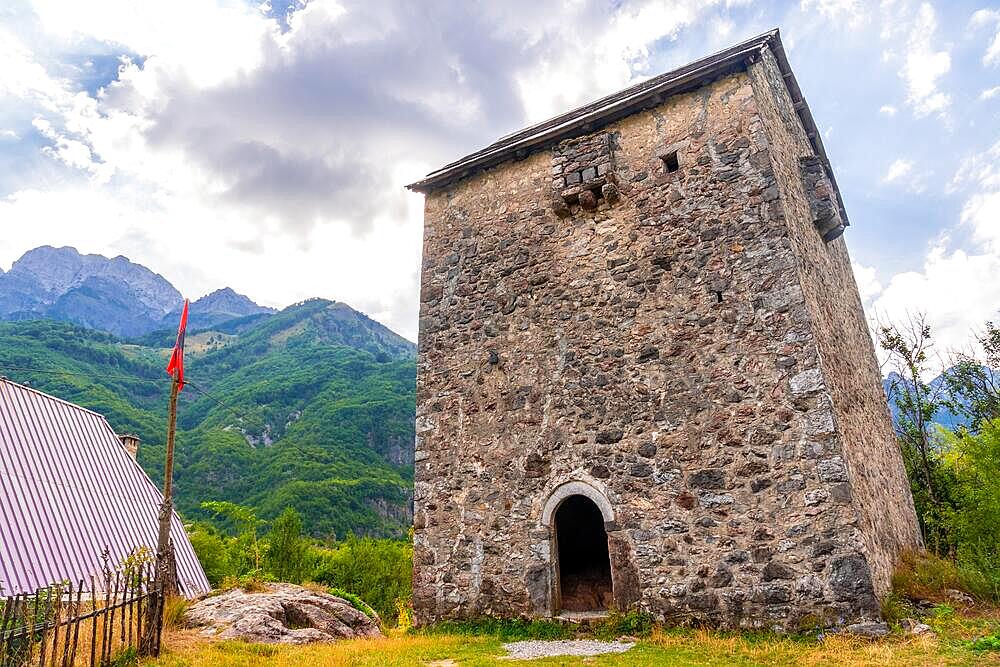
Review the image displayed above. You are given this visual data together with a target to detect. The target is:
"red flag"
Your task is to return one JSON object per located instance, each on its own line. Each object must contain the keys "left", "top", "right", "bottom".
{"left": 166, "top": 299, "right": 189, "bottom": 390}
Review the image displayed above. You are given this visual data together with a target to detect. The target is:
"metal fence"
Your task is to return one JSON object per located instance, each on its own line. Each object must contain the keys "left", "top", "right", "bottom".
{"left": 0, "top": 565, "right": 163, "bottom": 667}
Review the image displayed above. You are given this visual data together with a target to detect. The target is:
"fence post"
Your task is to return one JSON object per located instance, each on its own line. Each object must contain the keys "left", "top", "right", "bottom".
{"left": 27, "top": 592, "right": 37, "bottom": 665}
{"left": 49, "top": 583, "right": 63, "bottom": 667}
{"left": 67, "top": 581, "right": 83, "bottom": 666}
{"left": 59, "top": 581, "right": 72, "bottom": 667}
{"left": 37, "top": 587, "right": 51, "bottom": 667}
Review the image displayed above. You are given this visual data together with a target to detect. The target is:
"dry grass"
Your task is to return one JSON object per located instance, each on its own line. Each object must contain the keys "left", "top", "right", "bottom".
{"left": 892, "top": 550, "right": 1000, "bottom": 606}
{"left": 143, "top": 606, "right": 1000, "bottom": 667}
{"left": 6, "top": 601, "right": 151, "bottom": 667}
{"left": 161, "top": 596, "right": 189, "bottom": 631}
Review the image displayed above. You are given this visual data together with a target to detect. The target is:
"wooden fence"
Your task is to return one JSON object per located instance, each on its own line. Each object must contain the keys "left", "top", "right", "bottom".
{"left": 0, "top": 565, "right": 163, "bottom": 667}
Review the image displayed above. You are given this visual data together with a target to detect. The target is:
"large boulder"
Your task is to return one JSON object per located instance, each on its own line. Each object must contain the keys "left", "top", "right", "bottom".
{"left": 185, "top": 583, "right": 382, "bottom": 644}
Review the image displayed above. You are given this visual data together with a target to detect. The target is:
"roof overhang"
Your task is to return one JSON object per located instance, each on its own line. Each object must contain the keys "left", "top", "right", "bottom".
{"left": 406, "top": 28, "right": 849, "bottom": 229}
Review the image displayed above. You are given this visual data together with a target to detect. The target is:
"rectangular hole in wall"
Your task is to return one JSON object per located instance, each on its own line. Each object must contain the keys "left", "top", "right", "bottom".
{"left": 661, "top": 151, "right": 680, "bottom": 173}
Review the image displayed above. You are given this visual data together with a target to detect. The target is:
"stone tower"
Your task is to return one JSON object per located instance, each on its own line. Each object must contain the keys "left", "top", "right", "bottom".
{"left": 406, "top": 30, "right": 920, "bottom": 630}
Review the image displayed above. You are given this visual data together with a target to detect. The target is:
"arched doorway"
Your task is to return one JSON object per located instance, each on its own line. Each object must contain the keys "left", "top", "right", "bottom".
{"left": 554, "top": 494, "right": 613, "bottom": 612}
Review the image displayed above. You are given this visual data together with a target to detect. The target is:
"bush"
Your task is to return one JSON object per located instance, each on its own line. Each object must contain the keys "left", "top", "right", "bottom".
{"left": 221, "top": 572, "right": 271, "bottom": 593}
{"left": 310, "top": 535, "right": 411, "bottom": 626}
{"left": 188, "top": 525, "right": 232, "bottom": 586}
{"left": 892, "top": 550, "right": 997, "bottom": 604}
{"left": 266, "top": 508, "right": 309, "bottom": 583}
{"left": 969, "top": 633, "right": 1000, "bottom": 652}
{"left": 328, "top": 587, "right": 377, "bottom": 621}
{"left": 595, "top": 609, "right": 655, "bottom": 639}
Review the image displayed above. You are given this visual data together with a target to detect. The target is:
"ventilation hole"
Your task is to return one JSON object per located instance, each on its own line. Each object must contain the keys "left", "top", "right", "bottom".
{"left": 662, "top": 151, "right": 680, "bottom": 173}
{"left": 715, "top": 290, "right": 724, "bottom": 303}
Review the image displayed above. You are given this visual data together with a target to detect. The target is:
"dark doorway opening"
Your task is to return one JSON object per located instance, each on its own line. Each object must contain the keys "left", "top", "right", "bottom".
{"left": 554, "top": 494, "right": 613, "bottom": 612}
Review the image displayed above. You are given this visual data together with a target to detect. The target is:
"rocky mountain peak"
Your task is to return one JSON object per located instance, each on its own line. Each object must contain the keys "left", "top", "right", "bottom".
{"left": 7, "top": 246, "right": 181, "bottom": 315}
{"left": 192, "top": 287, "right": 275, "bottom": 317}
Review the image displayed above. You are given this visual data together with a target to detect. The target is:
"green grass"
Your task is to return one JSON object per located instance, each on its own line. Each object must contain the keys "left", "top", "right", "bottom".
{"left": 146, "top": 606, "right": 1000, "bottom": 667}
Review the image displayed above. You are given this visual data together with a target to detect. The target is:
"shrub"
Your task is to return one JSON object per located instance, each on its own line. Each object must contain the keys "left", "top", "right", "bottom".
{"left": 595, "top": 609, "right": 655, "bottom": 639}
{"left": 188, "top": 525, "right": 232, "bottom": 586}
{"left": 265, "top": 508, "right": 309, "bottom": 583}
{"left": 221, "top": 571, "right": 270, "bottom": 593}
{"left": 311, "top": 535, "right": 411, "bottom": 625}
{"left": 328, "top": 587, "right": 378, "bottom": 621}
{"left": 880, "top": 592, "right": 915, "bottom": 628}
{"left": 893, "top": 550, "right": 998, "bottom": 604}
{"left": 969, "top": 633, "right": 1000, "bottom": 652}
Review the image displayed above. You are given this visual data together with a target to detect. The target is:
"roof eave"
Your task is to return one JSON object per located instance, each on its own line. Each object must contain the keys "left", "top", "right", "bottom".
{"left": 407, "top": 28, "right": 849, "bottom": 229}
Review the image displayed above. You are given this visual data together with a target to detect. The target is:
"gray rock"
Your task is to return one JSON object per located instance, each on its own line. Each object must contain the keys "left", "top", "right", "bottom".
{"left": 841, "top": 621, "right": 889, "bottom": 639}
{"left": 185, "top": 583, "right": 381, "bottom": 644}
{"left": 789, "top": 368, "right": 824, "bottom": 395}
{"left": 900, "top": 618, "right": 934, "bottom": 635}
{"left": 945, "top": 588, "right": 975, "bottom": 606}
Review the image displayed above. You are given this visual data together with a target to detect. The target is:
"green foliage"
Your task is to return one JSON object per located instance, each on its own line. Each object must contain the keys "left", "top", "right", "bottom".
{"left": 328, "top": 587, "right": 377, "bottom": 620}
{"left": 266, "top": 508, "right": 309, "bottom": 584}
{"left": 937, "top": 423, "right": 1000, "bottom": 600}
{"left": 944, "top": 321, "right": 1000, "bottom": 430}
{"left": 881, "top": 316, "right": 1000, "bottom": 600}
{"left": 311, "top": 535, "right": 412, "bottom": 625}
{"left": 879, "top": 592, "right": 914, "bottom": 628}
{"left": 969, "top": 633, "right": 1000, "bottom": 652}
{"left": 595, "top": 609, "right": 656, "bottom": 639}
{"left": 0, "top": 312, "right": 416, "bottom": 540}
{"left": 188, "top": 525, "right": 232, "bottom": 587}
{"left": 878, "top": 317, "right": 956, "bottom": 553}
{"left": 220, "top": 573, "right": 270, "bottom": 592}
{"left": 201, "top": 501, "right": 265, "bottom": 573}
{"left": 419, "top": 616, "right": 574, "bottom": 641}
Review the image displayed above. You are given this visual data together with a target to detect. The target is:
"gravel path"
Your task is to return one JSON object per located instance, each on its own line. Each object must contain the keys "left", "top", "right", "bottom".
{"left": 502, "top": 639, "right": 635, "bottom": 660}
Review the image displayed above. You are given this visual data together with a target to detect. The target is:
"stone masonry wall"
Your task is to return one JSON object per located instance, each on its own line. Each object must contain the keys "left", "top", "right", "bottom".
{"left": 413, "top": 65, "right": 914, "bottom": 630}
{"left": 746, "top": 48, "right": 922, "bottom": 595}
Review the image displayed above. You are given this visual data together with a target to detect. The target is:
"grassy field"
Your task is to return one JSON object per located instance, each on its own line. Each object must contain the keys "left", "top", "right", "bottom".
{"left": 145, "top": 607, "right": 1000, "bottom": 666}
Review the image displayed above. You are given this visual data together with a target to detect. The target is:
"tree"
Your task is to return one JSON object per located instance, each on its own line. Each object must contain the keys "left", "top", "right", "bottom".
{"left": 878, "top": 314, "right": 954, "bottom": 552}
{"left": 201, "top": 500, "right": 265, "bottom": 575}
{"left": 266, "top": 507, "right": 309, "bottom": 583}
{"left": 945, "top": 320, "right": 1000, "bottom": 431}
{"left": 188, "top": 525, "right": 232, "bottom": 586}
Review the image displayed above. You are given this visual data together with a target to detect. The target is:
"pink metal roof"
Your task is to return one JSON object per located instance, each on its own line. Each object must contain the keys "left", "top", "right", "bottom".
{"left": 0, "top": 378, "right": 210, "bottom": 598}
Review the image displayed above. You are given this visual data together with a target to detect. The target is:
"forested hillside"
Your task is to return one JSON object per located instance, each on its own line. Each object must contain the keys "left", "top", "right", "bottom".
{"left": 0, "top": 298, "right": 416, "bottom": 539}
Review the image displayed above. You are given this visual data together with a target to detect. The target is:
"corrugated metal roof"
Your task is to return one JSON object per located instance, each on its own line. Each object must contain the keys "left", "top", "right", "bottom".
{"left": 405, "top": 29, "right": 849, "bottom": 232}
{"left": 0, "top": 377, "right": 210, "bottom": 598}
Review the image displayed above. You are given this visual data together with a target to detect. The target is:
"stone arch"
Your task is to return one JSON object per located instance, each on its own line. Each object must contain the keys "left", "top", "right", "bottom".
{"left": 540, "top": 480, "right": 614, "bottom": 528}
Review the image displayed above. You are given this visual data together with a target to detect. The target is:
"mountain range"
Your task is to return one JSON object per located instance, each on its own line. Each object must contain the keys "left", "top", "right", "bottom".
{"left": 0, "top": 246, "right": 416, "bottom": 539}
{"left": 0, "top": 246, "right": 274, "bottom": 337}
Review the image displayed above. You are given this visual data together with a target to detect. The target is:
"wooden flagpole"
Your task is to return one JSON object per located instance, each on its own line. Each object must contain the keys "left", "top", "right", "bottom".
{"left": 145, "top": 301, "right": 186, "bottom": 655}
{"left": 155, "top": 372, "right": 181, "bottom": 591}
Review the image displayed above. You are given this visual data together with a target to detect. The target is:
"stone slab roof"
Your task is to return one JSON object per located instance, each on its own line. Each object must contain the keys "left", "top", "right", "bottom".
{"left": 407, "top": 29, "right": 848, "bottom": 230}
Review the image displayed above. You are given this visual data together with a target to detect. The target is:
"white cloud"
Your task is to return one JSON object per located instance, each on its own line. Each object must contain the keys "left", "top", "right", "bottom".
{"left": 1, "top": 0, "right": 751, "bottom": 340}
{"left": 0, "top": 130, "right": 18, "bottom": 140}
{"left": 982, "top": 86, "right": 1000, "bottom": 100}
{"left": 951, "top": 138, "right": 1000, "bottom": 191}
{"left": 881, "top": 1, "right": 951, "bottom": 117}
{"left": 869, "top": 245, "right": 1000, "bottom": 356}
{"left": 864, "top": 138, "right": 1000, "bottom": 359}
{"left": 884, "top": 158, "right": 914, "bottom": 182}
{"left": 970, "top": 8, "right": 1000, "bottom": 66}
{"left": 852, "top": 262, "right": 884, "bottom": 303}
{"left": 879, "top": 104, "right": 898, "bottom": 115}
{"left": 800, "top": 0, "right": 867, "bottom": 26}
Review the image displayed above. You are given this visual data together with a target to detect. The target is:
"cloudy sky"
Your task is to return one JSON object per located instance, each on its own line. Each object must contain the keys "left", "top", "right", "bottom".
{"left": 0, "top": 0, "right": 998, "bottom": 350}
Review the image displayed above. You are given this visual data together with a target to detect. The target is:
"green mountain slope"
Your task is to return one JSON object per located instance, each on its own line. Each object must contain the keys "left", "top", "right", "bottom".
{"left": 0, "top": 299, "right": 416, "bottom": 539}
